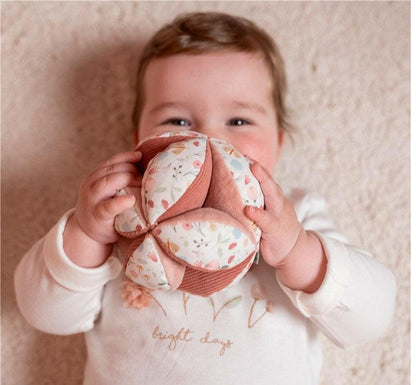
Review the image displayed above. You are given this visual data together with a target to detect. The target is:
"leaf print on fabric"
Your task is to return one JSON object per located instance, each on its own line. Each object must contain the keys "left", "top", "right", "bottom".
{"left": 171, "top": 143, "right": 186, "bottom": 154}
{"left": 165, "top": 240, "right": 180, "bottom": 254}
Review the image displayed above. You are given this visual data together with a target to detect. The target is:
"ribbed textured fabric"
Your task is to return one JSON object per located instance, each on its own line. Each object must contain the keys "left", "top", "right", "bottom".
{"left": 179, "top": 254, "right": 254, "bottom": 296}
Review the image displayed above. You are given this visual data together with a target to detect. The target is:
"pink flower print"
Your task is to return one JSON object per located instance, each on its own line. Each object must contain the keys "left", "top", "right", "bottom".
{"left": 193, "top": 160, "right": 202, "bottom": 169}
{"left": 121, "top": 281, "right": 152, "bottom": 310}
{"left": 228, "top": 255, "right": 235, "bottom": 264}
{"left": 194, "top": 260, "right": 203, "bottom": 268}
{"left": 228, "top": 242, "right": 237, "bottom": 250}
{"left": 182, "top": 223, "right": 193, "bottom": 231}
{"left": 148, "top": 200, "right": 155, "bottom": 208}
{"left": 193, "top": 141, "right": 200, "bottom": 146}
{"left": 146, "top": 177, "right": 156, "bottom": 191}
{"left": 129, "top": 270, "right": 139, "bottom": 278}
{"left": 244, "top": 175, "right": 251, "bottom": 185}
{"left": 247, "top": 186, "right": 259, "bottom": 200}
{"left": 148, "top": 252, "right": 158, "bottom": 262}
{"left": 162, "top": 199, "right": 169, "bottom": 210}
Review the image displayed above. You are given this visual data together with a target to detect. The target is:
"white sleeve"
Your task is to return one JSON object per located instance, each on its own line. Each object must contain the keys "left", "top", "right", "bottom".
{"left": 14, "top": 210, "right": 123, "bottom": 335}
{"left": 277, "top": 189, "right": 397, "bottom": 349}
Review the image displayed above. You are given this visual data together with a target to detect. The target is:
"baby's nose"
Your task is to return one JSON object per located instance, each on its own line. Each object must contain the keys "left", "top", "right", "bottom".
{"left": 197, "top": 126, "right": 224, "bottom": 141}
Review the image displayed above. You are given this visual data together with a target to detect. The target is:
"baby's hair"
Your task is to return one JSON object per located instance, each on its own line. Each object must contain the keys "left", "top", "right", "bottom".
{"left": 132, "top": 11, "right": 292, "bottom": 133}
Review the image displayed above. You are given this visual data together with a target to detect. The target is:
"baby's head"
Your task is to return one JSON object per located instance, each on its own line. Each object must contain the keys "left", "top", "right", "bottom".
{"left": 132, "top": 12, "right": 290, "bottom": 174}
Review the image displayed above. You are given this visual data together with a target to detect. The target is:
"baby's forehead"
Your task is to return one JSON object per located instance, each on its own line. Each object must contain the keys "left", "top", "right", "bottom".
{"left": 145, "top": 51, "right": 270, "bottom": 73}
{"left": 143, "top": 52, "right": 274, "bottom": 93}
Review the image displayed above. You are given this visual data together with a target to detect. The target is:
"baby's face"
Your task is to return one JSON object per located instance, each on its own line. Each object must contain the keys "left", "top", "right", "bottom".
{"left": 138, "top": 52, "right": 284, "bottom": 174}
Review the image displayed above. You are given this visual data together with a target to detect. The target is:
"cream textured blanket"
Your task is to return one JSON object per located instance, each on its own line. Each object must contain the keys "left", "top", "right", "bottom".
{"left": 2, "top": 2, "right": 409, "bottom": 384}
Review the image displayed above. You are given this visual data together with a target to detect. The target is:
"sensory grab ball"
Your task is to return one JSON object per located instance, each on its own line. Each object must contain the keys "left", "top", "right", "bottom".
{"left": 115, "top": 131, "right": 264, "bottom": 297}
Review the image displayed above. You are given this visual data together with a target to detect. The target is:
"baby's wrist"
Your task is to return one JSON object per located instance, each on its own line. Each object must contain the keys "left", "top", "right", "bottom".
{"left": 63, "top": 215, "right": 112, "bottom": 268}
{"left": 275, "top": 230, "right": 327, "bottom": 293}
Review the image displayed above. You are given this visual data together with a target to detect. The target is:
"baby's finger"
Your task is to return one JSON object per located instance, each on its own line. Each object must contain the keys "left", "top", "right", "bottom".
{"left": 91, "top": 172, "right": 141, "bottom": 202}
{"left": 89, "top": 151, "right": 143, "bottom": 177}
{"left": 95, "top": 194, "right": 136, "bottom": 221}
{"left": 250, "top": 161, "right": 284, "bottom": 214}
{"left": 244, "top": 206, "right": 280, "bottom": 235}
{"left": 102, "top": 151, "right": 143, "bottom": 168}
{"left": 87, "top": 162, "right": 141, "bottom": 186}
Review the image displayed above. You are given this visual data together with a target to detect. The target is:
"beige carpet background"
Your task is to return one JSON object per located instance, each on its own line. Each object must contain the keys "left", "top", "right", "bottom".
{"left": 2, "top": 2, "right": 410, "bottom": 384}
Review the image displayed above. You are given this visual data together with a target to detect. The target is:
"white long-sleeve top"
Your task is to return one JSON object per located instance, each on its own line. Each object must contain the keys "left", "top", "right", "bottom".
{"left": 14, "top": 188, "right": 396, "bottom": 385}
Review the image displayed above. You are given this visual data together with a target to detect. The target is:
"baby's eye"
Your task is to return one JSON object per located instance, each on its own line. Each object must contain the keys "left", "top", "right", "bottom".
{"left": 227, "top": 118, "right": 252, "bottom": 126}
{"left": 163, "top": 118, "right": 191, "bottom": 127}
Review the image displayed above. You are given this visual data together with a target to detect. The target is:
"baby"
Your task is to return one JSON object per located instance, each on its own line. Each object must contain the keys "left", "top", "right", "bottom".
{"left": 15, "top": 12, "right": 396, "bottom": 385}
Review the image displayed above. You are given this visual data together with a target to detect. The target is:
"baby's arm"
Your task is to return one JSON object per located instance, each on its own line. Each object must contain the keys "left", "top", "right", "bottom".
{"left": 245, "top": 161, "right": 396, "bottom": 348}
{"left": 14, "top": 151, "right": 142, "bottom": 335}
{"left": 14, "top": 212, "right": 121, "bottom": 334}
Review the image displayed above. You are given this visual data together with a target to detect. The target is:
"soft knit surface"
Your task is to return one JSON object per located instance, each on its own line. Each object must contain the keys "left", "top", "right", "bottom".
{"left": 2, "top": 2, "right": 409, "bottom": 385}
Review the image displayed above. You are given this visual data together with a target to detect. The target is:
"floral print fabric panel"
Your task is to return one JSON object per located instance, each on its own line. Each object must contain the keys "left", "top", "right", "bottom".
{"left": 156, "top": 218, "right": 255, "bottom": 270}
{"left": 210, "top": 139, "right": 264, "bottom": 209}
{"left": 143, "top": 138, "right": 208, "bottom": 225}
{"left": 210, "top": 138, "right": 263, "bottom": 244}
{"left": 125, "top": 234, "right": 171, "bottom": 290}
{"left": 114, "top": 187, "right": 148, "bottom": 238}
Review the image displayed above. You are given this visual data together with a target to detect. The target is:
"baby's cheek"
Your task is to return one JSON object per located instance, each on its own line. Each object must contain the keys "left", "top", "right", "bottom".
{"left": 241, "top": 140, "right": 278, "bottom": 174}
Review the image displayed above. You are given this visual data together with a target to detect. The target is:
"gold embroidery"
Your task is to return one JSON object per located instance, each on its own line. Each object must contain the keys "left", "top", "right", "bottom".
{"left": 151, "top": 325, "right": 233, "bottom": 356}
{"left": 200, "top": 331, "right": 233, "bottom": 356}
{"left": 148, "top": 292, "right": 168, "bottom": 318}
{"left": 248, "top": 283, "right": 272, "bottom": 328}
{"left": 152, "top": 325, "right": 194, "bottom": 351}
{"left": 182, "top": 292, "right": 191, "bottom": 315}
{"left": 248, "top": 299, "right": 271, "bottom": 328}
{"left": 208, "top": 296, "right": 242, "bottom": 322}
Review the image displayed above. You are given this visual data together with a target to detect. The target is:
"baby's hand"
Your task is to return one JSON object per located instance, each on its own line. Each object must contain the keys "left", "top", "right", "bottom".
{"left": 74, "top": 151, "right": 143, "bottom": 244}
{"left": 244, "top": 161, "right": 327, "bottom": 293}
{"left": 64, "top": 151, "right": 142, "bottom": 267}
{"left": 244, "top": 161, "right": 303, "bottom": 267}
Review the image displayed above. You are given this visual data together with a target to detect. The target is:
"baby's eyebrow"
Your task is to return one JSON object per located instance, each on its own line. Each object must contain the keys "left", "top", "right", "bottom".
{"left": 148, "top": 100, "right": 267, "bottom": 115}
{"left": 230, "top": 100, "right": 267, "bottom": 115}
{"left": 149, "top": 102, "right": 187, "bottom": 114}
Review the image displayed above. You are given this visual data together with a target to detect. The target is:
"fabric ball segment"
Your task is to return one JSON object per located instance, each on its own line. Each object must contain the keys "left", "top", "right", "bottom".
{"left": 115, "top": 130, "right": 264, "bottom": 297}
